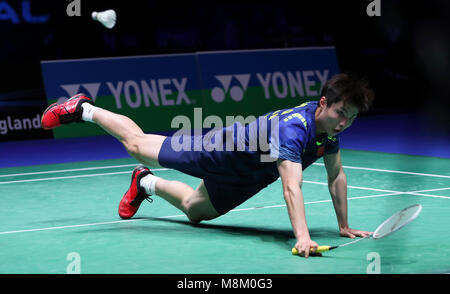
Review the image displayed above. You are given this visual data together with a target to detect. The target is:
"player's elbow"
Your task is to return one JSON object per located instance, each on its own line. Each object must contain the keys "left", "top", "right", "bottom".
{"left": 282, "top": 182, "right": 302, "bottom": 200}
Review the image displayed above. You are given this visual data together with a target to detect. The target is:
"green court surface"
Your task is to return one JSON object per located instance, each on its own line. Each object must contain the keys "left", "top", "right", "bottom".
{"left": 0, "top": 149, "right": 449, "bottom": 274}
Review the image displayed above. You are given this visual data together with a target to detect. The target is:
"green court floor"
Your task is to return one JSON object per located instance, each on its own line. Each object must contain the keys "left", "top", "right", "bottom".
{"left": 0, "top": 149, "right": 449, "bottom": 274}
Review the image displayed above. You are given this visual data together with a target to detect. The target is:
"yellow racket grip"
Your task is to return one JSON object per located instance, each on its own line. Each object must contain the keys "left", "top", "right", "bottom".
{"left": 292, "top": 246, "right": 331, "bottom": 255}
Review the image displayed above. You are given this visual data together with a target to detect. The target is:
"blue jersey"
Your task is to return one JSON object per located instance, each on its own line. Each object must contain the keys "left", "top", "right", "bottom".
{"left": 257, "top": 100, "right": 340, "bottom": 168}
{"left": 158, "top": 100, "right": 340, "bottom": 214}
{"left": 160, "top": 100, "right": 339, "bottom": 184}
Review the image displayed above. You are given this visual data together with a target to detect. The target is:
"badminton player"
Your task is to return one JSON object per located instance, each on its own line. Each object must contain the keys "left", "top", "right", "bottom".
{"left": 41, "top": 73, "right": 374, "bottom": 258}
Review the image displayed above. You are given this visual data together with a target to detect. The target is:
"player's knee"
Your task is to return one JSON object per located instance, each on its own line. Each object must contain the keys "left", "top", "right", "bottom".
{"left": 124, "top": 134, "right": 144, "bottom": 159}
{"left": 186, "top": 210, "right": 204, "bottom": 224}
{"left": 188, "top": 215, "right": 203, "bottom": 224}
{"left": 181, "top": 197, "right": 205, "bottom": 224}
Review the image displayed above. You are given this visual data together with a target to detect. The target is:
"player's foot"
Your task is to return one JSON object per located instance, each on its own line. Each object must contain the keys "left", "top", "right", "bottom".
{"left": 118, "top": 165, "right": 153, "bottom": 219}
{"left": 41, "top": 93, "right": 94, "bottom": 130}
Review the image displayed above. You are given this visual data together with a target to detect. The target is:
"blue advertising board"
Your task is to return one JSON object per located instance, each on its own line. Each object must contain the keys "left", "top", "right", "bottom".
{"left": 41, "top": 53, "right": 204, "bottom": 138}
{"left": 196, "top": 47, "right": 340, "bottom": 119}
{"left": 41, "top": 47, "right": 339, "bottom": 138}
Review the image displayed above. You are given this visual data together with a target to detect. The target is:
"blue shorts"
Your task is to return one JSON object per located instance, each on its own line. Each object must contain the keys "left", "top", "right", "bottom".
{"left": 157, "top": 136, "right": 275, "bottom": 214}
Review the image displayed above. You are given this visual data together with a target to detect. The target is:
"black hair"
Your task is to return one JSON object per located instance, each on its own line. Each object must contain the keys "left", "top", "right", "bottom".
{"left": 320, "top": 73, "right": 375, "bottom": 112}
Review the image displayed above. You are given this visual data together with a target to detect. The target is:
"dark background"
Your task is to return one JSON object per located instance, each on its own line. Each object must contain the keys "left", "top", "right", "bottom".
{"left": 1, "top": 0, "right": 449, "bottom": 141}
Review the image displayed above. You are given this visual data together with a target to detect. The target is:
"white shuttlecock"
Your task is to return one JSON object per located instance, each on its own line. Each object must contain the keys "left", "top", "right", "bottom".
{"left": 92, "top": 9, "right": 116, "bottom": 29}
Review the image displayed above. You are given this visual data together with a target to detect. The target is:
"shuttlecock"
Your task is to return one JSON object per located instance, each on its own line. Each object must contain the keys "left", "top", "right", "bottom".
{"left": 92, "top": 9, "right": 116, "bottom": 29}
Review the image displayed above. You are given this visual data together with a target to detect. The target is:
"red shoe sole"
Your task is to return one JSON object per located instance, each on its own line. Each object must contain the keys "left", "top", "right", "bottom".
{"left": 41, "top": 103, "right": 58, "bottom": 130}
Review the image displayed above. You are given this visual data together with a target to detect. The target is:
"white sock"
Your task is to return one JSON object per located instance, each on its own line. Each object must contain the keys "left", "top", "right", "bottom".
{"left": 81, "top": 103, "right": 99, "bottom": 122}
{"left": 140, "top": 174, "right": 160, "bottom": 195}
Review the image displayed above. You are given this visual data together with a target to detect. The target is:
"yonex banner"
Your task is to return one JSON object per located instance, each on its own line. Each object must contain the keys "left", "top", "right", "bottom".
{"left": 41, "top": 53, "right": 204, "bottom": 138}
{"left": 197, "top": 47, "right": 339, "bottom": 120}
{"left": 41, "top": 47, "right": 339, "bottom": 138}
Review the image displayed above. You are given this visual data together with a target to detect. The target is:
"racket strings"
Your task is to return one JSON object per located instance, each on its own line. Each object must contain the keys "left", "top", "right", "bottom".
{"left": 373, "top": 204, "right": 422, "bottom": 239}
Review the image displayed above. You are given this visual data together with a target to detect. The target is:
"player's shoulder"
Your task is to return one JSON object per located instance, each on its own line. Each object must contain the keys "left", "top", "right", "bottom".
{"left": 260, "top": 101, "right": 318, "bottom": 142}
{"left": 284, "top": 101, "right": 318, "bottom": 131}
{"left": 262, "top": 101, "right": 316, "bottom": 119}
{"left": 278, "top": 105, "right": 317, "bottom": 144}
{"left": 279, "top": 101, "right": 317, "bottom": 124}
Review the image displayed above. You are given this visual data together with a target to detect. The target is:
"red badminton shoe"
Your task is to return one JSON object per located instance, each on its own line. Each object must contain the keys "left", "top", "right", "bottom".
{"left": 41, "top": 93, "right": 94, "bottom": 130}
{"left": 119, "top": 165, "right": 153, "bottom": 219}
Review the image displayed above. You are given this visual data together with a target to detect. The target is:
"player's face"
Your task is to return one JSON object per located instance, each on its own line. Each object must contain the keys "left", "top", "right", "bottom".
{"left": 323, "top": 100, "right": 359, "bottom": 135}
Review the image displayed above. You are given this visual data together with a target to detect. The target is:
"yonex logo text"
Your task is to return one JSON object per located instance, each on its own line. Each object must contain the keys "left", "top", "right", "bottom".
{"left": 209, "top": 70, "right": 329, "bottom": 103}
{"left": 256, "top": 70, "right": 329, "bottom": 99}
{"left": 58, "top": 78, "right": 191, "bottom": 109}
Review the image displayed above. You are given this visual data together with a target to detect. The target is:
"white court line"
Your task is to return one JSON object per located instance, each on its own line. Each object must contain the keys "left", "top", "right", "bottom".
{"left": 302, "top": 179, "right": 450, "bottom": 199}
{"left": 229, "top": 192, "right": 403, "bottom": 213}
{"left": 0, "top": 213, "right": 188, "bottom": 236}
{"left": 1, "top": 172, "right": 443, "bottom": 200}
{"left": 407, "top": 192, "right": 450, "bottom": 199}
{"left": 0, "top": 163, "right": 447, "bottom": 234}
{"left": 0, "top": 186, "right": 446, "bottom": 237}
{"left": 313, "top": 163, "right": 450, "bottom": 179}
{"left": 3, "top": 171, "right": 447, "bottom": 200}
{"left": 303, "top": 180, "right": 400, "bottom": 194}
{"left": 1, "top": 162, "right": 449, "bottom": 179}
{"left": 0, "top": 164, "right": 138, "bottom": 178}
{"left": 0, "top": 171, "right": 131, "bottom": 184}
{"left": 1, "top": 167, "right": 448, "bottom": 200}
{"left": 412, "top": 187, "right": 450, "bottom": 193}
{"left": 0, "top": 168, "right": 171, "bottom": 185}
{"left": 0, "top": 191, "right": 401, "bottom": 236}
{"left": 0, "top": 188, "right": 444, "bottom": 236}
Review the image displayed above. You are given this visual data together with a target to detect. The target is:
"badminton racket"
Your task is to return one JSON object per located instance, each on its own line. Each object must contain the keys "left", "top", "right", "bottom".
{"left": 292, "top": 204, "right": 422, "bottom": 255}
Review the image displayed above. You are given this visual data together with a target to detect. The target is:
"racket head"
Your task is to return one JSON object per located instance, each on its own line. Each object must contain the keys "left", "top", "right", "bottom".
{"left": 372, "top": 204, "right": 422, "bottom": 239}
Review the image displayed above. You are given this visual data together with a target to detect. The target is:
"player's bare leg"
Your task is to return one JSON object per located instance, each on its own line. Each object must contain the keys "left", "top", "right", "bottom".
{"left": 155, "top": 180, "right": 220, "bottom": 222}
{"left": 90, "top": 106, "right": 220, "bottom": 221}
{"left": 91, "top": 107, "right": 165, "bottom": 168}
{"left": 41, "top": 94, "right": 219, "bottom": 221}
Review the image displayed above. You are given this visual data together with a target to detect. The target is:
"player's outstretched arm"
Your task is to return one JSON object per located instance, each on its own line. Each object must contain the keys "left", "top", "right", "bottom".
{"left": 324, "top": 151, "right": 371, "bottom": 238}
{"left": 277, "top": 159, "right": 318, "bottom": 258}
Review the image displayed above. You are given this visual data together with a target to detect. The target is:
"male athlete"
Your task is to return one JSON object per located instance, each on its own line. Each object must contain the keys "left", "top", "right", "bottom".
{"left": 41, "top": 73, "right": 375, "bottom": 258}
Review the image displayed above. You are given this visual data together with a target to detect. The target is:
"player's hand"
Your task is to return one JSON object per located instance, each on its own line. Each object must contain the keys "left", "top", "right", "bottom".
{"left": 340, "top": 227, "right": 372, "bottom": 238}
{"left": 294, "top": 237, "right": 319, "bottom": 258}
